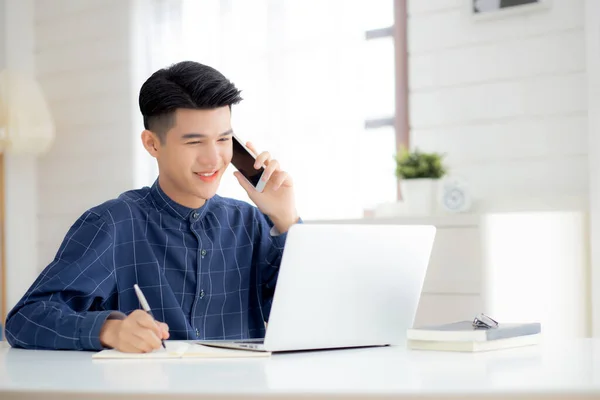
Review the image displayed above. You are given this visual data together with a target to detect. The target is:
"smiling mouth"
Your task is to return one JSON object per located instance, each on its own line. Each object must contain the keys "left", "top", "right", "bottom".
{"left": 194, "top": 170, "right": 219, "bottom": 182}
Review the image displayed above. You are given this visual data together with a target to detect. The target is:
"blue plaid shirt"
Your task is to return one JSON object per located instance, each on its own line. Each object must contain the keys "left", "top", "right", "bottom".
{"left": 5, "top": 179, "right": 292, "bottom": 350}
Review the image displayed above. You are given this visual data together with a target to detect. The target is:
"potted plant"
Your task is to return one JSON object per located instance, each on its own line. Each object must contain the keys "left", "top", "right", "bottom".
{"left": 395, "top": 147, "right": 448, "bottom": 215}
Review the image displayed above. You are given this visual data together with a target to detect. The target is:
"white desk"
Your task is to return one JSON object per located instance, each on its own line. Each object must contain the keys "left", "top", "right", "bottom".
{"left": 1, "top": 339, "right": 600, "bottom": 399}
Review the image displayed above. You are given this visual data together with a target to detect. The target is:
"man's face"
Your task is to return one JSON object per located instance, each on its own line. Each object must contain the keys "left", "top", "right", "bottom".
{"left": 144, "top": 107, "right": 233, "bottom": 207}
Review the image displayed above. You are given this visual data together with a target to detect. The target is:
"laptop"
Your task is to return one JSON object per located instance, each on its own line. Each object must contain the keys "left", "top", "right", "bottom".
{"left": 197, "top": 223, "right": 436, "bottom": 353}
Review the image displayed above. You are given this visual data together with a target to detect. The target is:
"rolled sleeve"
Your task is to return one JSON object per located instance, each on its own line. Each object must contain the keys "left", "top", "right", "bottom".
{"left": 79, "top": 311, "right": 123, "bottom": 350}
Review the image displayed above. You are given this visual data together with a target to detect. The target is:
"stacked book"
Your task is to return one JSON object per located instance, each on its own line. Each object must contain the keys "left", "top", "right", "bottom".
{"left": 406, "top": 321, "right": 541, "bottom": 352}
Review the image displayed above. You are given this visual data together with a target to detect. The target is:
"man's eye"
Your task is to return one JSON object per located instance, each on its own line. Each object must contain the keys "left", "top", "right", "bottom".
{"left": 219, "top": 138, "right": 231, "bottom": 142}
{"left": 187, "top": 141, "right": 201, "bottom": 145}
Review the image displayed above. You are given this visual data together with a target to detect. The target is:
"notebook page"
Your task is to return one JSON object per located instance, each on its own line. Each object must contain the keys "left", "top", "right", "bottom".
{"left": 92, "top": 341, "right": 189, "bottom": 359}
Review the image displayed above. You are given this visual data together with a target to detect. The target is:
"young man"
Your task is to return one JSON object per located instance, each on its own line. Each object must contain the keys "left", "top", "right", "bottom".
{"left": 4, "top": 61, "right": 300, "bottom": 353}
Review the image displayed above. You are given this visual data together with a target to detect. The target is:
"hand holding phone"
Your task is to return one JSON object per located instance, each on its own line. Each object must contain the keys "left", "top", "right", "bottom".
{"left": 230, "top": 136, "right": 299, "bottom": 233}
{"left": 231, "top": 135, "right": 267, "bottom": 192}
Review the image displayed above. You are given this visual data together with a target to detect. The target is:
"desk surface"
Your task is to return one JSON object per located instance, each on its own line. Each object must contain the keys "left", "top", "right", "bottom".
{"left": 1, "top": 339, "right": 600, "bottom": 399}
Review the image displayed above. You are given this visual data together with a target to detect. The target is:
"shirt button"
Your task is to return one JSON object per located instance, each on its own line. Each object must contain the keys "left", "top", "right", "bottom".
{"left": 192, "top": 211, "right": 199, "bottom": 219}
{"left": 195, "top": 328, "right": 200, "bottom": 338}
{"left": 201, "top": 249, "right": 207, "bottom": 257}
{"left": 200, "top": 290, "right": 205, "bottom": 299}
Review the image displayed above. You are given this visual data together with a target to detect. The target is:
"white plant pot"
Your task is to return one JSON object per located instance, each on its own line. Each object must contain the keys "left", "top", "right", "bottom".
{"left": 400, "top": 178, "right": 439, "bottom": 216}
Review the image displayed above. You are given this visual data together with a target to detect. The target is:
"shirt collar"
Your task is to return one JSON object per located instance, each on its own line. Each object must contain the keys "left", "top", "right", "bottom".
{"left": 150, "top": 178, "right": 211, "bottom": 221}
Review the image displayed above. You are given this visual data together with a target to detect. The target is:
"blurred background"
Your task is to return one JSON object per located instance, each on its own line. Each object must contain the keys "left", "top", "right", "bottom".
{"left": 0, "top": 0, "right": 599, "bottom": 340}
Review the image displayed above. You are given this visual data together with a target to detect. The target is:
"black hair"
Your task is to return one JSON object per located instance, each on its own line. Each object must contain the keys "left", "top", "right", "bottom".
{"left": 139, "top": 61, "right": 243, "bottom": 142}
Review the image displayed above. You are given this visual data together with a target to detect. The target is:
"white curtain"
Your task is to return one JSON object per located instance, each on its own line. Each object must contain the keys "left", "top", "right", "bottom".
{"left": 155, "top": 0, "right": 397, "bottom": 220}
{"left": 131, "top": 0, "right": 185, "bottom": 188}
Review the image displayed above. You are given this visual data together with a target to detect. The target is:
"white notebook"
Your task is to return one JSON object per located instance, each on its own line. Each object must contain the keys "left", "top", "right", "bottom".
{"left": 92, "top": 341, "right": 271, "bottom": 359}
{"left": 407, "top": 333, "right": 541, "bottom": 352}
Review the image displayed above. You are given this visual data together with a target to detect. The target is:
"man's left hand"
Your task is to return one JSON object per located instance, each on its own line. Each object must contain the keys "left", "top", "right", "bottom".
{"left": 234, "top": 142, "right": 299, "bottom": 234}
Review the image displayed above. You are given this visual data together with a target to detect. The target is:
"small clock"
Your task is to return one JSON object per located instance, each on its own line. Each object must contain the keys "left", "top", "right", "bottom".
{"left": 439, "top": 177, "right": 471, "bottom": 213}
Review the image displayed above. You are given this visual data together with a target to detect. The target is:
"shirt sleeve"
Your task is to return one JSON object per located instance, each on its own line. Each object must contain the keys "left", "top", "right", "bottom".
{"left": 4, "top": 211, "right": 123, "bottom": 351}
{"left": 254, "top": 212, "right": 302, "bottom": 320}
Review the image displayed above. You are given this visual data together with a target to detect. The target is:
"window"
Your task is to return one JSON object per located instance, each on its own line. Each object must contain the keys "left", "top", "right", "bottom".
{"left": 177, "top": 0, "right": 398, "bottom": 220}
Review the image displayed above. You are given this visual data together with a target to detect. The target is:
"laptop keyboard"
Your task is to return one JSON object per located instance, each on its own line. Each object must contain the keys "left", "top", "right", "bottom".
{"left": 232, "top": 339, "right": 265, "bottom": 344}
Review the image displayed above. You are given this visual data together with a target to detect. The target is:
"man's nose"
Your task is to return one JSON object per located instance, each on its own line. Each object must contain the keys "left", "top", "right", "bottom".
{"left": 199, "top": 143, "right": 219, "bottom": 166}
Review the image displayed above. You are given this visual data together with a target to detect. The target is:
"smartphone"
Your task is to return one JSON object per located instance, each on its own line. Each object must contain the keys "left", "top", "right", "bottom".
{"left": 231, "top": 135, "right": 267, "bottom": 192}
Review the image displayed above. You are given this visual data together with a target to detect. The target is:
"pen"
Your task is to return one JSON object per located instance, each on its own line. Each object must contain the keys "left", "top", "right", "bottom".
{"left": 133, "top": 284, "right": 166, "bottom": 349}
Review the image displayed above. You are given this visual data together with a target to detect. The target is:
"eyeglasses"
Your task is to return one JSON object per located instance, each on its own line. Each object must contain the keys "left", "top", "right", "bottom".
{"left": 472, "top": 313, "right": 499, "bottom": 329}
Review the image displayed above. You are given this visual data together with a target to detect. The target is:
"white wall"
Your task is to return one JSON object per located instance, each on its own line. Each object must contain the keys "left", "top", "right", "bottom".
{"left": 585, "top": 0, "right": 600, "bottom": 336}
{"left": 1, "top": 0, "right": 40, "bottom": 317}
{"left": 34, "top": 0, "right": 138, "bottom": 269}
{"left": 407, "top": 0, "right": 587, "bottom": 203}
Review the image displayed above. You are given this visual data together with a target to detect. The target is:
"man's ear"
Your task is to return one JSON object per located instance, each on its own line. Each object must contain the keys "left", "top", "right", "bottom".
{"left": 141, "top": 130, "right": 160, "bottom": 158}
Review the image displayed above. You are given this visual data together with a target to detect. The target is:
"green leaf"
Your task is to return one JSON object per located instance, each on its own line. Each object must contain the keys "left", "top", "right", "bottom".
{"left": 394, "top": 147, "right": 448, "bottom": 180}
